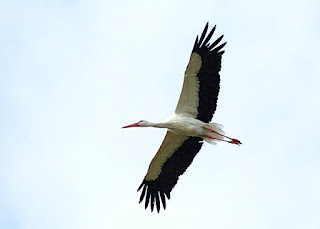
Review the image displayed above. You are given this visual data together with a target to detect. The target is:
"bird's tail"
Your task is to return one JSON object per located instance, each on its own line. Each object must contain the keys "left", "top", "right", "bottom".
{"left": 202, "top": 123, "right": 225, "bottom": 145}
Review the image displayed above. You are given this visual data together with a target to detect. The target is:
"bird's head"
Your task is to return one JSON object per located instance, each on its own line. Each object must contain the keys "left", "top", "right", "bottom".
{"left": 122, "top": 120, "right": 149, "bottom": 128}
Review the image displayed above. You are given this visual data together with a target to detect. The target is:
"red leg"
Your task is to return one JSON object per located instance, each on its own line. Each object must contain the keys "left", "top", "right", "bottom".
{"left": 201, "top": 135, "right": 231, "bottom": 143}
{"left": 202, "top": 127, "right": 242, "bottom": 145}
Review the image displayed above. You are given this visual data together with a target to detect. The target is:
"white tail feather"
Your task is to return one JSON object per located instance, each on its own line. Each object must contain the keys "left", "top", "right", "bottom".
{"left": 202, "top": 137, "right": 218, "bottom": 145}
{"left": 202, "top": 123, "right": 225, "bottom": 145}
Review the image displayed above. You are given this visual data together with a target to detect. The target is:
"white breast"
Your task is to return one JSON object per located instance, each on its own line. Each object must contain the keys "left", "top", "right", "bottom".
{"left": 166, "top": 115, "right": 205, "bottom": 137}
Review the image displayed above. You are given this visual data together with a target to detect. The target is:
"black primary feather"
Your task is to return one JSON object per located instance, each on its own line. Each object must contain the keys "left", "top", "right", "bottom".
{"left": 137, "top": 23, "right": 226, "bottom": 212}
{"left": 138, "top": 137, "right": 203, "bottom": 212}
{"left": 191, "top": 23, "right": 226, "bottom": 123}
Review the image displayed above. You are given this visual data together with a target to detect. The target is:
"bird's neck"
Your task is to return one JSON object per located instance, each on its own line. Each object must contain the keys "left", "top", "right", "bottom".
{"left": 145, "top": 121, "right": 170, "bottom": 129}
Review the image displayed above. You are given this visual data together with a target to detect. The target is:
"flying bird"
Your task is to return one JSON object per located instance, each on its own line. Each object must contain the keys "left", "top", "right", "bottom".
{"left": 122, "top": 22, "right": 241, "bottom": 213}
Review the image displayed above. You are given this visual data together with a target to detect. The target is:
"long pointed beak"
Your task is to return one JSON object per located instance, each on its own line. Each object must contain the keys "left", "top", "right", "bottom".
{"left": 122, "top": 122, "right": 139, "bottom": 128}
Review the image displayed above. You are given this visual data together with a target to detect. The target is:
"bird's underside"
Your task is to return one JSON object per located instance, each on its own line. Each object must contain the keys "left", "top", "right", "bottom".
{"left": 122, "top": 22, "right": 242, "bottom": 213}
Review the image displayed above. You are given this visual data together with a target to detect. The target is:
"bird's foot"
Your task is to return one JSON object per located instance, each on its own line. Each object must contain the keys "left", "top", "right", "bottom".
{"left": 203, "top": 127, "right": 242, "bottom": 145}
{"left": 229, "top": 138, "right": 242, "bottom": 145}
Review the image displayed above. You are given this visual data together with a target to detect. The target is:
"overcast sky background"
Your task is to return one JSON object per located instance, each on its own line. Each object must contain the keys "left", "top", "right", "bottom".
{"left": 1, "top": 0, "right": 320, "bottom": 228}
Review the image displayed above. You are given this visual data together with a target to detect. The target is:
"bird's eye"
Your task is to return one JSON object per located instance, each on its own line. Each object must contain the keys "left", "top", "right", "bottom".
{"left": 139, "top": 120, "right": 145, "bottom": 123}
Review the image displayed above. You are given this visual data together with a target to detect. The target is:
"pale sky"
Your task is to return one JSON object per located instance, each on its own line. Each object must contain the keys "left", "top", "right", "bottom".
{"left": 1, "top": 0, "right": 320, "bottom": 228}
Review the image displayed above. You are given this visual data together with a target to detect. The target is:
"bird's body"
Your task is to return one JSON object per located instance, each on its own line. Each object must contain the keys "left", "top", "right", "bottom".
{"left": 134, "top": 115, "right": 226, "bottom": 142}
{"left": 163, "top": 115, "right": 208, "bottom": 137}
{"left": 122, "top": 22, "right": 241, "bottom": 213}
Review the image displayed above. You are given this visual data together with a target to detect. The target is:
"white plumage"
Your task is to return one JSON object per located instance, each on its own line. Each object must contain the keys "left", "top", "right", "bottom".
{"left": 122, "top": 22, "right": 241, "bottom": 212}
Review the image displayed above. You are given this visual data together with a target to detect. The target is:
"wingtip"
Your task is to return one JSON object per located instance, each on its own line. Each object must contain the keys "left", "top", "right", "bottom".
{"left": 145, "top": 188, "right": 151, "bottom": 209}
{"left": 198, "top": 23, "right": 209, "bottom": 46}
{"left": 202, "top": 24, "right": 216, "bottom": 47}
{"left": 208, "top": 34, "right": 224, "bottom": 50}
{"left": 137, "top": 183, "right": 143, "bottom": 191}
{"left": 165, "top": 191, "right": 171, "bottom": 199}
{"left": 150, "top": 196, "right": 155, "bottom": 212}
{"left": 145, "top": 200, "right": 150, "bottom": 210}
{"left": 138, "top": 185, "right": 147, "bottom": 203}
{"left": 160, "top": 192, "right": 166, "bottom": 210}
{"left": 212, "top": 42, "right": 227, "bottom": 53}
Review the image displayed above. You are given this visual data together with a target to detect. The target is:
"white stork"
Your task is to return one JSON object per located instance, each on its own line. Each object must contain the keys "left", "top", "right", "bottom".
{"left": 122, "top": 22, "right": 241, "bottom": 213}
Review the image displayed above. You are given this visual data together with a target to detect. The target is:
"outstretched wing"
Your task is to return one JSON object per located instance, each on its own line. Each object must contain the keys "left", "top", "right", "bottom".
{"left": 175, "top": 22, "right": 226, "bottom": 123}
{"left": 137, "top": 131, "right": 203, "bottom": 212}
{"left": 137, "top": 23, "right": 226, "bottom": 213}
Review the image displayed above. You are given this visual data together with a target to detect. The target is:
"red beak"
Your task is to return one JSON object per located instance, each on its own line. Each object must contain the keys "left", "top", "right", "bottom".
{"left": 122, "top": 122, "right": 139, "bottom": 128}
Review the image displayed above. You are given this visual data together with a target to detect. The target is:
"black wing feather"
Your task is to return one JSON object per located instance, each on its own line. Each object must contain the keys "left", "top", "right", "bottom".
{"left": 155, "top": 191, "right": 161, "bottom": 212}
{"left": 138, "top": 137, "right": 203, "bottom": 212}
{"left": 208, "top": 35, "right": 224, "bottom": 50}
{"left": 137, "top": 23, "right": 226, "bottom": 212}
{"left": 192, "top": 24, "right": 226, "bottom": 123}
{"left": 202, "top": 25, "right": 216, "bottom": 47}
{"left": 160, "top": 192, "right": 166, "bottom": 209}
{"left": 212, "top": 42, "right": 227, "bottom": 53}
{"left": 197, "top": 22, "right": 209, "bottom": 46}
